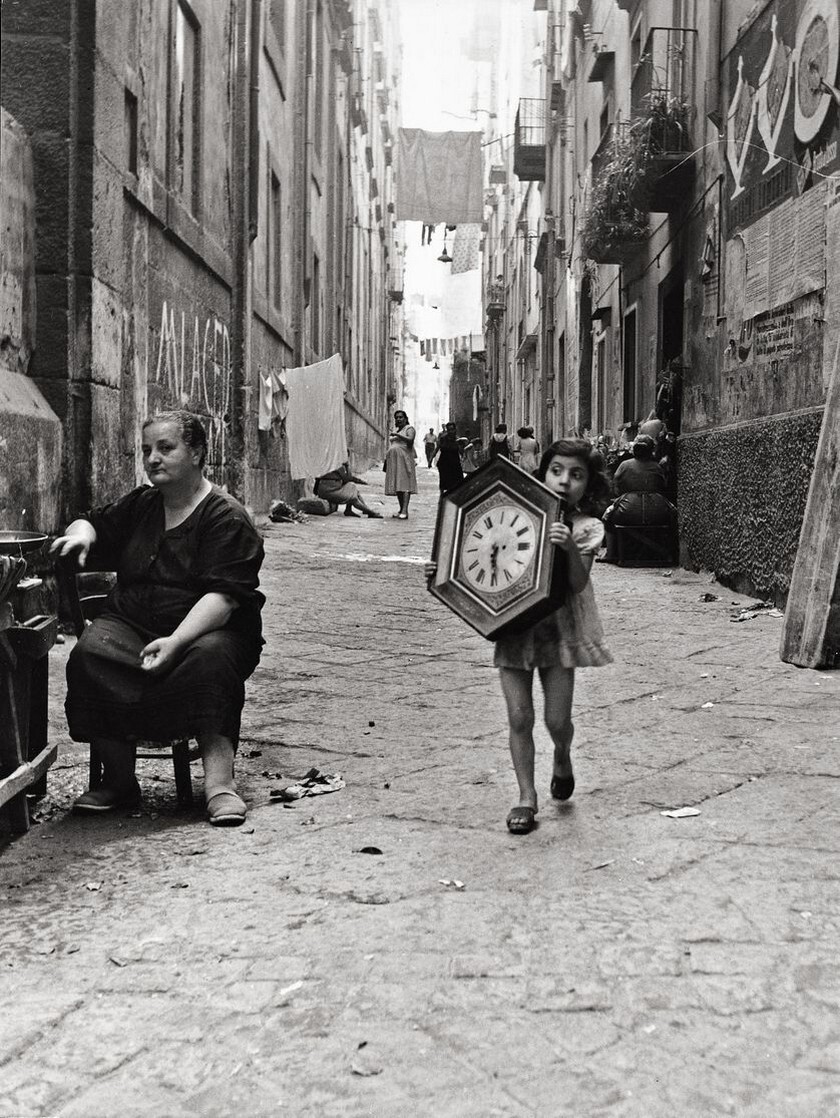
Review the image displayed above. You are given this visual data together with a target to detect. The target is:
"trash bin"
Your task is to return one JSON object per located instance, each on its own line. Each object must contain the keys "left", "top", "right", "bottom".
{"left": 0, "top": 532, "right": 58, "bottom": 833}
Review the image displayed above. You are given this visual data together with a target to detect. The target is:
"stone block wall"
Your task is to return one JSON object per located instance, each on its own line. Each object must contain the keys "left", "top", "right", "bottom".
{"left": 678, "top": 409, "right": 823, "bottom": 602}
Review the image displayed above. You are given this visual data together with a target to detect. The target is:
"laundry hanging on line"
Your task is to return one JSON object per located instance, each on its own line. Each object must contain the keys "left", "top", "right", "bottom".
{"left": 451, "top": 224, "right": 481, "bottom": 274}
{"left": 396, "top": 130, "right": 484, "bottom": 224}
{"left": 283, "top": 353, "right": 347, "bottom": 480}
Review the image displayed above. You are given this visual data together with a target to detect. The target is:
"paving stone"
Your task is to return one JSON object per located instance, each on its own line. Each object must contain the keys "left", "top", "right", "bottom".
{"left": 1, "top": 469, "right": 838, "bottom": 1111}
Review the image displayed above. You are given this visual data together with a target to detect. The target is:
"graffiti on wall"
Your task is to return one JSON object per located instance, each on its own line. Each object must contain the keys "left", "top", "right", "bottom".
{"left": 153, "top": 300, "right": 231, "bottom": 481}
{"left": 725, "top": 0, "right": 840, "bottom": 229}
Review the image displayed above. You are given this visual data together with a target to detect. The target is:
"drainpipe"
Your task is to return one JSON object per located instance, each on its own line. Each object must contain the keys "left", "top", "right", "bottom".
{"left": 248, "top": 0, "right": 261, "bottom": 244}
{"left": 293, "top": 3, "right": 313, "bottom": 366}
{"left": 704, "top": 0, "right": 723, "bottom": 129}
{"left": 228, "top": 0, "right": 253, "bottom": 501}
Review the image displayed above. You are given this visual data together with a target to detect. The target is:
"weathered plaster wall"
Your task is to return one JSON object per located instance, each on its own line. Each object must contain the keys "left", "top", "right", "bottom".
{"left": 678, "top": 409, "right": 823, "bottom": 601}
{"left": 0, "top": 108, "right": 62, "bottom": 533}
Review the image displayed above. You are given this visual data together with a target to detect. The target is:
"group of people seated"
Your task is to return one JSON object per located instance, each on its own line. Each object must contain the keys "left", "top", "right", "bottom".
{"left": 594, "top": 413, "right": 678, "bottom": 563}
{"left": 486, "top": 411, "right": 678, "bottom": 562}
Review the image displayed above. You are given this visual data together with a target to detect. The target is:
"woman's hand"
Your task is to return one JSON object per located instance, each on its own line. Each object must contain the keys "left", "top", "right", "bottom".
{"left": 548, "top": 520, "right": 574, "bottom": 552}
{"left": 424, "top": 561, "right": 437, "bottom": 580}
{"left": 49, "top": 521, "right": 97, "bottom": 568}
{"left": 140, "top": 635, "right": 184, "bottom": 674}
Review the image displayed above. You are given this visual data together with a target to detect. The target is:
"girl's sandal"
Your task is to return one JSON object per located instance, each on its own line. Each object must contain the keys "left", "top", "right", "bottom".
{"left": 506, "top": 805, "right": 537, "bottom": 834}
{"left": 550, "top": 773, "right": 575, "bottom": 801}
{"left": 206, "top": 790, "right": 247, "bottom": 827}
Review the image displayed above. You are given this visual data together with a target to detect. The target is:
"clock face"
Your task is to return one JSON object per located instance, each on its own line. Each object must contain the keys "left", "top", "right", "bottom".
{"left": 428, "top": 455, "right": 565, "bottom": 641}
{"left": 456, "top": 493, "right": 542, "bottom": 609}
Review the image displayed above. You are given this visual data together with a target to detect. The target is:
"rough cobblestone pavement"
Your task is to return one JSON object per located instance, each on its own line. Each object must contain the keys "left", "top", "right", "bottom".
{"left": 2, "top": 468, "right": 839, "bottom": 1117}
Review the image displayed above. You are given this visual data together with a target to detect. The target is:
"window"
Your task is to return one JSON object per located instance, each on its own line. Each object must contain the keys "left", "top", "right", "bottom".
{"left": 173, "top": 1, "right": 200, "bottom": 209}
{"left": 269, "top": 170, "right": 282, "bottom": 308}
{"left": 125, "top": 88, "right": 138, "bottom": 174}
{"left": 623, "top": 307, "right": 637, "bottom": 422}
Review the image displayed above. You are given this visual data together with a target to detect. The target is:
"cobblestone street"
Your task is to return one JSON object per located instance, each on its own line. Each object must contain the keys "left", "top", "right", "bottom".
{"left": 2, "top": 467, "right": 839, "bottom": 1117}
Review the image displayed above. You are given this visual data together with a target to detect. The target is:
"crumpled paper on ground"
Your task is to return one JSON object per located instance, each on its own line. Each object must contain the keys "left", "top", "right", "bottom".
{"left": 270, "top": 768, "right": 345, "bottom": 802}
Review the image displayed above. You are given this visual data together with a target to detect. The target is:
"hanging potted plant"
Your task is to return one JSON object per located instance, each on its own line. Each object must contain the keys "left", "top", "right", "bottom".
{"left": 580, "top": 129, "right": 649, "bottom": 264}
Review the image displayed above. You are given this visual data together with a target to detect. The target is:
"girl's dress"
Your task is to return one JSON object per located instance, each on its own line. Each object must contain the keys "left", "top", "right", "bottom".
{"left": 494, "top": 513, "right": 613, "bottom": 670}
{"left": 384, "top": 426, "right": 417, "bottom": 494}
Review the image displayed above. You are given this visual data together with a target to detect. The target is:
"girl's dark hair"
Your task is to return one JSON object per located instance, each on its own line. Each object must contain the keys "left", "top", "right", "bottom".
{"left": 536, "top": 438, "right": 612, "bottom": 514}
{"left": 142, "top": 410, "right": 208, "bottom": 468}
{"left": 517, "top": 426, "right": 531, "bottom": 439}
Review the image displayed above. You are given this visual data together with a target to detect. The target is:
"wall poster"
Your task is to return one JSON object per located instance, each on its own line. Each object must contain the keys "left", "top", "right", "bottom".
{"left": 724, "top": 0, "right": 839, "bottom": 232}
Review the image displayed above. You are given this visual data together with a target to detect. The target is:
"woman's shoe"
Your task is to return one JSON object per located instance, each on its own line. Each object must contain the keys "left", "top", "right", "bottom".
{"left": 344, "top": 507, "right": 361, "bottom": 517}
{"left": 206, "top": 790, "right": 247, "bottom": 826}
{"left": 74, "top": 779, "right": 142, "bottom": 813}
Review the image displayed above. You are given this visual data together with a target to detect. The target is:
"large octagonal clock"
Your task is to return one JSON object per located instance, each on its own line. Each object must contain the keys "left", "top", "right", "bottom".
{"left": 428, "top": 455, "right": 568, "bottom": 640}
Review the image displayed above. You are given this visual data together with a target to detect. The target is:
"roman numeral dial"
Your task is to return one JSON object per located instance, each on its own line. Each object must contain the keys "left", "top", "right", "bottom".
{"left": 460, "top": 504, "right": 538, "bottom": 594}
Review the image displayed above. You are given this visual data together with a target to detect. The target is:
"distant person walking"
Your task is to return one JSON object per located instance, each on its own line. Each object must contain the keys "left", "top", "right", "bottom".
{"left": 489, "top": 423, "right": 511, "bottom": 459}
{"left": 435, "top": 422, "right": 464, "bottom": 494}
{"left": 384, "top": 409, "right": 417, "bottom": 519}
{"left": 517, "top": 427, "right": 539, "bottom": 474}
{"left": 423, "top": 428, "right": 437, "bottom": 468}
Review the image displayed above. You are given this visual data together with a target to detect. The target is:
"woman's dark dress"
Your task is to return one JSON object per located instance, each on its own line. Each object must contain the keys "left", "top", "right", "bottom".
{"left": 436, "top": 435, "right": 464, "bottom": 493}
{"left": 65, "top": 485, "right": 264, "bottom": 746}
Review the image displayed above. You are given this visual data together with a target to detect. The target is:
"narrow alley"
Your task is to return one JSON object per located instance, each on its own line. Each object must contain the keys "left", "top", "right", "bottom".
{"left": 2, "top": 467, "right": 838, "bottom": 1118}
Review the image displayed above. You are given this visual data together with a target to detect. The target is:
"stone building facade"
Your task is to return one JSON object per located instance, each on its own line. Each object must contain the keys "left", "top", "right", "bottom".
{"left": 482, "top": 0, "right": 839, "bottom": 601}
{"left": 0, "top": 0, "right": 403, "bottom": 527}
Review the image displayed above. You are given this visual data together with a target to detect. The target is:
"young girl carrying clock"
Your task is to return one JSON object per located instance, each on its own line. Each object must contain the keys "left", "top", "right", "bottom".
{"left": 425, "top": 438, "right": 613, "bottom": 834}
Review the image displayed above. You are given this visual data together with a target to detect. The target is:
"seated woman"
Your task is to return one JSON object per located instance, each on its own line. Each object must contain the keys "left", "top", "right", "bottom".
{"left": 612, "top": 435, "right": 667, "bottom": 495}
{"left": 315, "top": 460, "right": 383, "bottom": 517}
{"left": 603, "top": 435, "right": 676, "bottom": 562}
{"left": 50, "top": 410, "right": 264, "bottom": 827}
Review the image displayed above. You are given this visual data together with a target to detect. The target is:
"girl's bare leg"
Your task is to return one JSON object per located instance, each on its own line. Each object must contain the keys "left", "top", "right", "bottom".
{"left": 539, "top": 665, "right": 575, "bottom": 778}
{"left": 498, "top": 667, "right": 538, "bottom": 811}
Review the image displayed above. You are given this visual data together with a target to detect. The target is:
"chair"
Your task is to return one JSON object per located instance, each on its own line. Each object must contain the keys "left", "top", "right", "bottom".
{"left": 607, "top": 493, "right": 678, "bottom": 568}
{"left": 56, "top": 558, "right": 195, "bottom": 805}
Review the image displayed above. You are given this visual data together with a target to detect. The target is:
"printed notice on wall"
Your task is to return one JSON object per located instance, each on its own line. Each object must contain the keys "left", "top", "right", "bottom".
{"left": 743, "top": 184, "right": 826, "bottom": 319}
{"left": 789, "top": 183, "right": 826, "bottom": 303}
{"left": 744, "top": 221, "right": 769, "bottom": 320}
{"left": 753, "top": 303, "right": 795, "bottom": 362}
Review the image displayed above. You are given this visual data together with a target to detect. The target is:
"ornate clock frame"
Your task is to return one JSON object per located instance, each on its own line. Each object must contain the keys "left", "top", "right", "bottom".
{"left": 428, "top": 455, "right": 568, "bottom": 640}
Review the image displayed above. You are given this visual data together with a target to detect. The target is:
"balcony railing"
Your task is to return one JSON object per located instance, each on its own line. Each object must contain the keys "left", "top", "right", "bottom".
{"left": 631, "top": 26, "right": 696, "bottom": 150}
{"left": 485, "top": 281, "right": 505, "bottom": 320}
{"left": 514, "top": 98, "right": 546, "bottom": 181}
{"left": 629, "top": 27, "right": 697, "bottom": 211}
